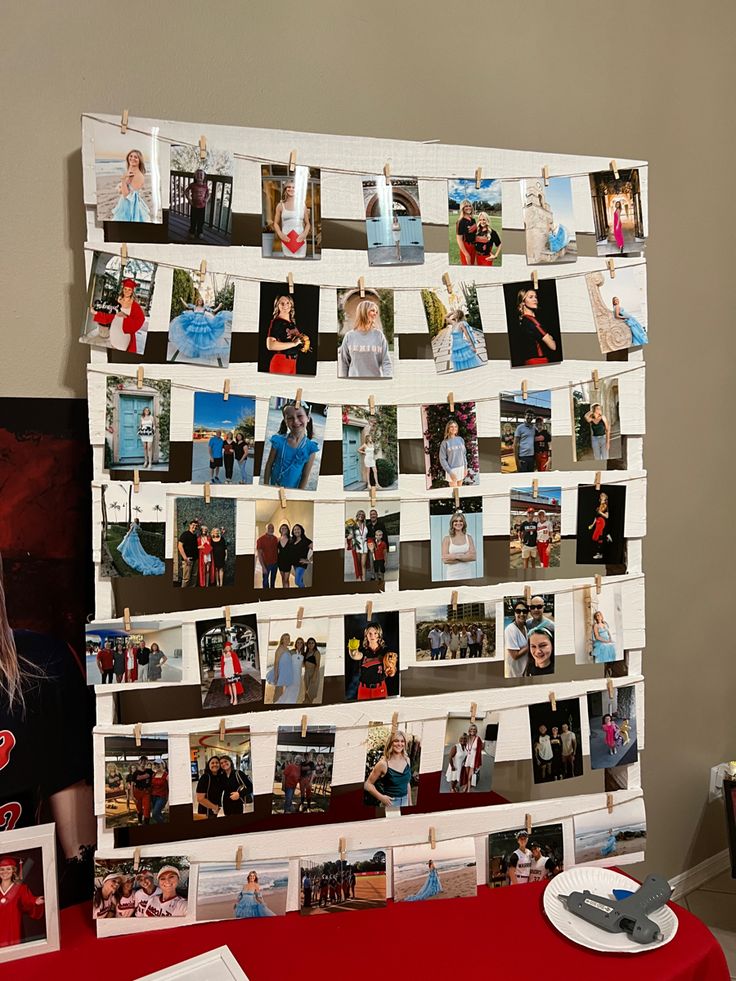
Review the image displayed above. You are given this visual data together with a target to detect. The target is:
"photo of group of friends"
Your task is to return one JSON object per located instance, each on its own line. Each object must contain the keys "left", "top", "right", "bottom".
{"left": 448, "top": 178, "right": 502, "bottom": 266}
{"left": 422, "top": 401, "right": 479, "bottom": 489}
{"left": 503, "top": 279, "right": 564, "bottom": 368}
{"left": 344, "top": 612, "right": 400, "bottom": 701}
{"left": 586, "top": 264, "right": 648, "bottom": 354}
{"left": 341, "top": 403, "right": 398, "bottom": 491}
{"left": 363, "top": 723, "right": 421, "bottom": 810}
{"left": 573, "top": 796, "right": 647, "bottom": 865}
{"left": 421, "top": 282, "right": 487, "bottom": 375}
{"left": 81, "top": 251, "right": 158, "bottom": 355}
{"left": 191, "top": 729, "right": 254, "bottom": 819}
{"left": 260, "top": 397, "right": 328, "bottom": 491}
{"left": 173, "top": 497, "right": 236, "bottom": 588}
{"left": 429, "top": 497, "right": 484, "bottom": 583}
{"left": 86, "top": 621, "right": 182, "bottom": 686}
{"left": 192, "top": 391, "right": 255, "bottom": 484}
{"left": 261, "top": 164, "right": 321, "bottom": 259}
{"left": 99, "top": 482, "right": 165, "bottom": 579}
{"left": 503, "top": 594, "right": 556, "bottom": 678}
{"left": 93, "top": 858, "right": 189, "bottom": 920}
{"left": 440, "top": 713, "right": 498, "bottom": 794}
{"left": 167, "top": 269, "right": 234, "bottom": 368}
{"left": 197, "top": 861, "right": 288, "bottom": 921}
{"left": 573, "top": 582, "right": 624, "bottom": 668}
{"left": 488, "top": 824, "right": 564, "bottom": 887}
{"left": 522, "top": 176, "right": 578, "bottom": 264}
{"left": 414, "top": 603, "right": 495, "bottom": 663}
{"left": 337, "top": 288, "right": 394, "bottom": 378}
{"left": 501, "top": 391, "right": 552, "bottom": 474}
{"left": 300, "top": 849, "right": 386, "bottom": 914}
{"left": 575, "top": 483, "right": 626, "bottom": 566}
{"left": 344, "top": 503, "right": 400, "bottom": 584}
{"left": 571, "top": 378, "right": 621, "bottom": 463}
{"left": 257, "top": 282, "right": 320, "bottom": 376}
{"left": 528, "top": 699, "right": 583, "bottom": 784}
{"left": 196, "top": 615, "right": 262, "bottom": 708}
{"left": 587, "top": 685, "right": 638, "bottom": 770}
{"left": 271, "top": 726, "right": 335, "bottom": 815}
{"left": 510, "top": 487, "right": 562, "bottom": 570}
{"left": 393, "top": 837, "right": 477, "bottom": 903}
{"left": 103, "top": 737, "right": 170, "bottom": 829}
{"left": 254, "top": 500, "right": 315, "bottom": 590}
{"left": 264, "top": 617, "right": 327, "bottom": 705}
{"left": 168, "top": 143, "right": 234, "bottom": 246}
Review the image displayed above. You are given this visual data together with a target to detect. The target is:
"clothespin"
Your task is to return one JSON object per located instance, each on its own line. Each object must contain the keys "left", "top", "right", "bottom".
{"left": 339, "top": 837, "right": 346, "bottom": 861}
{"left": 120, "top": 109, "right": 129, "bottom": 135}
{"left": 607, "top": 678, "right": 614, "bottom": 699}
{"left": 198, "top": 135, "right": 207, "bottom": 161}
{"left": 429, "top": 827, "right": 437, "bottom": 849}
{"left": 542, "top": 165, "right": 550, "bottom": 187}
{"left": 223, "top": 379, "right": 230, "bottom": 401}
{"left": 525, "top": 813, "right": 533, "bottom": 835}
{"left": 592, "top": 369, "right": 599, "bottom": 389}
{"left": 120, "top": 243, "right": 128, "bottom": 262}
{"left": 296, "top": 606, "right": 304, "bottom": 629}
{"left": 136, "top": 366, "right": 144, "bottom": 389}
{"left": 521, "top": 380, "right": 528, "bottom": 401}
{"left": 199, "top": 258, "right": 207, "bottom": 279}
{"left": 365, "top": 600, "right": 373, "bottom": 621}
{"left": 549, "top": 691, "right": 557, "bottom": 712}
{"left": 391, "top": 711, "right": 399, "bottom": 733}
{"left": 595, "top": 574, "right": 602, "bottom": 595}
{"left": 224, "top": 606, "right": 231, "bottom": 629}
{"left": 133, "top": 470, "right": 140, "bottom": 493}
{"left": 453, "top": 487, "right": 460, "bottom": 508}
{"left": 133, "top": 847, "right": 141, "bottom": 871}
{"left": 475, "top": 167, "right": 482, "bottom": 189}
{"left": 442, "top": 272, "right": 453, "bottom": 296}
{"left": 368, "top": 395, "right": 375, "bottom": 416}
{"left": 609, "top": 160, "right": 619, "bottom": 180}
{"left": 595, "top": 471, "right": 602, "bottom": 491}
{"left": 294, "top": 388, "right": 302, "bottom": 408}
{"left": 287, "top": 272, "right": 294, "bottom": 294}
{"left": 531, "top": 269, "right": 539, "bottom": 290}
{"left": 369, "top": 485, "right": 377, "bottom": 508}
{"left": 607, "top": 258, "right": 616, "bottom": 279}
{"left": 470, "top": 702, "right": 477, "bottom": 723}
{"left": 607, "top": 793, "right": 614, "bottom": 814}
{"left": 448, "top": 392, "right": 455, "bottom": 413}
{"left": 279, "top": 487, "right": 287, "bottom": 508}
{"left": 532, "top": 479, "right": 539, "bottom": 499}
{"left": 301, "top": 714, "right": 308, "bottom": 738}
{"left": 289, "top": 150, "right": 297, "bottom": 173}
{"left": 383, "top": 162, "right": 391, "bottom": 185}
{"left": 451, "top": 590, "right": 458, "bottom": 611}
{"left": 133, "top": 722, "right": 141, "bottom": 746}
{"left": 358, "top": 276, "right": 365, "bottom": 298}
{"left": 204, "top": 482, "right": 211, "bottom": 504}
{"left": 235, "top": 846, "right": 243, "bottom": 870}
{"left": 524, "top": 585, "right": 532, "bottom": 606}
{"left": 219, "top": 718, "right": 227, "bottom": 741}
{"left": 123, "top": 607, "right": 132, "bottom": 631}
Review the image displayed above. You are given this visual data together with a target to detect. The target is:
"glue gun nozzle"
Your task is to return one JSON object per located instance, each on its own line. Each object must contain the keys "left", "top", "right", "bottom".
{"left": 557, "top": 894, "right": 569, "bottom": 905}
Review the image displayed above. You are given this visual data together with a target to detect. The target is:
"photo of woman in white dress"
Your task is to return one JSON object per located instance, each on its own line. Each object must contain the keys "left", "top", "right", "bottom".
{"left": 441, "top": 510, "right": 477, "bottom": 581}
{"left": 261, "top": 164, "right": 321, "bottom": 260}
{"left": 138, "top": 407, "right": 155, "bottom": 469}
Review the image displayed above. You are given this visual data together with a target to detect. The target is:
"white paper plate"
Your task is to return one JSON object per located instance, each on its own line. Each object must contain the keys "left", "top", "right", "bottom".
{"left": 543, "top": 868, "right": 678, "bottom": 954}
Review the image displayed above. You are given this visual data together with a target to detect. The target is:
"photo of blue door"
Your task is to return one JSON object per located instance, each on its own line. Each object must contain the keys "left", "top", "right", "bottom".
{"left": 117, "top": 393, "right": 153, "bottom": 464}
{"left": 342, "top": 424, "right": 363, "bottom": 488}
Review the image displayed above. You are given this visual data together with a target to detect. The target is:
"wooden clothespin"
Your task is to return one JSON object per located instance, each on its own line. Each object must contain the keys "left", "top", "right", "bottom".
{"left": 607, "top": 258, "right": 616, "bottom": 279}
{"left": 595, "top": 574, "right": 602, "bottom": 595}
{"left": 453, "top": 487, "right": 460, "bottom": 508}
{"left": 391, "top": 711, "right": 399, "bottom": 733}
{"left": 607, "top": 792, "right": 614, "bottom": 814}
{"left": 279, "top": 487, "right": 287, "bottom": 508}
{"left": 592, "top": 369, "right": 600, "bottom": 389}
{"left": 123, "top": 607, "right": 132, "bottom": 631}
{"left": 595, "top": 471, "right": 602, "bottom": 491}
{"left": 524, "top": 585, "right": 532, "bottom": 606}
{"left": 199, "top": 258, "right": 207, "bottom": 279}
{"left": 365, "top": 600, "right": 373, "bottom": 621}
{"left": 525, "top": 813, "right": 533, "bottom": 835}
{"left": 609, "top": 160, "right": 619, "bottom": 180}
{"left": 607, "top": 677, "right": 614, "bottom": 699}
{"left": 120, "top": 109, "right": 129, "bottom": 135}
{"left": 383, "top": 162, "right": 391, "bottom": 185}
{"left": 451, "top": 590, "right": 458, "bottom": 611}
{"left": 369, "top": 485, "right": 377, "bottom": 508}
{"left": 531, "top": 269, "right": 539, "bottom": 290}
{"left": 289, "top": 150, "right": 297, "bottom": 173}
{"left": 442, "top": 272, "right": 453, "bottom": 296}
{"left": 120, "top": 243, "right": 128, "bottom": 262}
{"left": 235, "top": 846, "right": 243, "bottom": 870}
{"left": 287, "top": 272, "right": 294, "bottom": 294}
{"left": 198, "top": 135, "right": 207, "bottom": 161}
{"left": 368, "top": 395, "right": 375, "bottom": 416}
{"left": 339, "top": 837, "right": 346, "bottom": 861}
{"left": 549, "top": 691, "right": 557, "bottom": 712}
{"left": 542, "top": 165, "right": 550, "bottom": 187}
{"left": 204, "top": 482, "right": 211, "bottom": 504}
{"left": 223, "top": 379, "right": 230, "bottom": 401}
{"left": 301, "top": 714, "right": 308, "bottom": 738}
{"left": 133, "top": 470, "right": 140, "bottom": 493}
{"left": 296, "top": 606, "right": 304, "bottom": 629}
{"left": 133, "top": 847, "right": 141, "bottom": 871}
{"left": 224, "top": 606, "right": 231, "bottom": 629}
{"left": 448, "top": 392, "right": 455, "bottom": 413}
{"left": 358, "top": 276, "right": 365, "bottom": 298}
{"left": 470, "top": 702, "right": 477, "bottom": 723}
{"left": 219, "top": 718, "right": 227, "bottom": 742}
{"left": 532, "top": 479, "right": 539, "bottom": 499}
{"left": 475, "top": 167, "right": 482, "bottom": 189}
{"left": 133, "top": 722, "right": 142, "bottom": 746}
{"left": 294, "top": 387, "right": 302, "bottom": 408}
{"left": 429, "top": 827, "right": 437, "bottom": 849}
{"left": 521, "top": 380, "right": 528, "bottom": 401}
{"left": 136, "top": 366, "right": 144, "bottom": 389}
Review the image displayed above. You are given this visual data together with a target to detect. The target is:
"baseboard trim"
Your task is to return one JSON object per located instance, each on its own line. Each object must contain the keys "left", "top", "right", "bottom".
{"left": 669, "top": 848, "right": 731, "bottom": 900}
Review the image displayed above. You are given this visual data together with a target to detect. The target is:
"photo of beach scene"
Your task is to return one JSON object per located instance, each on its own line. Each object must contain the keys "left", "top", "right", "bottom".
{"left": 196, "top": 860, "right": 289, "bottom": 921}
{"left": 573, "top": 796, "right": 647, "bottom": 866}
{"left": 393, "top": 837, "right": 477, "bottom": 903}
{"left": 92, "top": 120, "right": 162, "bottom": 223}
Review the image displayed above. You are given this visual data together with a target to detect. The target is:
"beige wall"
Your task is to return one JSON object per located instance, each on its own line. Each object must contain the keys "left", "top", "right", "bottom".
{"left": 3, "top": 0, "right": 734, "bottom": 879}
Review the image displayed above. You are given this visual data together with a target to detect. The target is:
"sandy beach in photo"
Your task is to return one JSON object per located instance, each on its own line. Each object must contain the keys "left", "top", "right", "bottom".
{"left": 95, "top": 172, "right": 156, "bottom": 221}
{"left": 574, "top": 832, "right": 646, "bottom": 865}
{"left": 394, "top": 865, "right": 476, "bottom": 902}
{"left": 196, "top": 884, "right": 288, "bottom": 921}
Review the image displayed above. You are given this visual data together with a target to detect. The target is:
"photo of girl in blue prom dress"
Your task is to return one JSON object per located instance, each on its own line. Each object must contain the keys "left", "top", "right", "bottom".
{"left": 167, "top": 269, "right": 235, "bottom": 367}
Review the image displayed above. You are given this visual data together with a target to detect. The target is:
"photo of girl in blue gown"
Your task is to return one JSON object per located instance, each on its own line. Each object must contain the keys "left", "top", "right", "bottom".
{"left": 404, "top": 860, "right": 443, "bottom": 902}
{"left": 422, "top": 282, "right": 487, "bottom": 375}
{"left": 167, "top": 269, "right": 235, "bottom": 367}
{"left": 591, "top": 610, "right": 618, "bottom": 663}
{"left": 111, "top": 149, "right": 151, "bottom": 223}
{"left": 612, "top": 295, "right": 648, "bottom": 346}
{"left": 233, "top": 871, "right": 277, "bottom": 918}
{"left": 101, "top": 483, "right": 166, "bottom": 579}
{"left": 117, "top": 520, "right": 165, "bottom": 576}
{"left": 393, "top": 836, "right": 477, "bottom": 903}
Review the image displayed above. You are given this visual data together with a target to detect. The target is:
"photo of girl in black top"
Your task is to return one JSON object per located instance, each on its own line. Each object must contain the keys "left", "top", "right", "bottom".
{"left": 343, "top": 612, "right": 400, "bottom": 702}
{"left": 257, "top": 281, "right": 320, "bottom": 376}
{"left": 503, "top": 280, "right": 563, "bottom": 368}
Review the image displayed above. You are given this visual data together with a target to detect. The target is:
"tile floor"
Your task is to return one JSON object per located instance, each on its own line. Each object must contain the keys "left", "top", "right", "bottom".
{"left": 680, "top": 869, "right": 736, "bottom": 978}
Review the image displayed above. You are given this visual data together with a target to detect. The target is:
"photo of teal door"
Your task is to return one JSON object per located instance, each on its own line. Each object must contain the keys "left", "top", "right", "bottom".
{"left": 118, "top": 393, "right": 153, "bottom": 464}
{"left": 342, "top": 424, "right": 362, "bottom": 486}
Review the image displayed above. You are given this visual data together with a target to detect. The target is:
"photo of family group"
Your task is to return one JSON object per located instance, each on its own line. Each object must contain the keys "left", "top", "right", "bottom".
{"left": 173, "top": 497, "right": 237, "bottom": 589}
{"left": 191, "top": 391, "right": 255, "bottom": 484}
{"left": 299, "top": 849, "right": 386, "bottom": 915}
{"left": 344, "top": 502, "right": 400, "bottom": 584}
{"left": 510, "top": 487, "right": 561, "bottom": 570}
{"left": 571, "top": 378, "right": 621, "bottom": 463}
{"left": 0, "top": 845, "right": 48, "bottom": 955}
{"left": 167, "top": 268, "right": 234, "bottom": 368}
{"left": 576, "top": 483, "right": 626, "bottom": 566}
{"left": 271, "top": 726, "right": 335, "bottom": 816}
{"left": 337, "top": 288, "right": 394, "bottom": 378}
{"left": 522, "top": 176, "right": 578, "bottom": 264}
{"left": 93, "top": 123, "right": 162, "bottom": 223}
{"left": 587, "top": 684, "right": 638, "bottom": 770}
{"left": 196, "top": 615, "right": 261, "bottom": 709}
{"left": 196, "top": 861, "right": 288, "bottom": 921}
{"left": 488, "top": 824, "right": 564, "bottom": 887}
{"left": 503, "top": 280, "right": 563, "bottom": 368}
{"left": 574, "top": 796, "right": 647, "bottom": 865}
{"left": 430, "top": 497, "right": 484, "bottom": 583}
{"left": 260, "top": 397, "right": 328, "bottom": 492}
{"left": 168, "top": 143, "right": 234, "bottom": 246}
{"left": 440, "top": 712, "right": 498, "bottom": 794}
{"left": 103, "top": 736, "right": 170, "bottom": 829}
{"left": 503, "top": 594, "right": 556, "bottom": 678}
{"left": 258, "top": 282, "right": 320, "bottom": 375}
{"left": 414, "top": 602, "right": 495, "bottom": 663}
{"left": 86, "top": 620, "right": 182, "bottom": 686}
{"left": 99, "top": 482, "right": 165, "bottom": 579}
{"left": 421, "top": 283, "right": 487, "bottom": 374}
{"left": 105, "top": 375, "right": 171, "bottom": 473}
{"left": 81, "top": 251, "right": 158, "bottom": 355}
{"left": 500, "top": 391, "right": 552, "bottom": 473}
{"left": 344, "top": 611, "right": 400, "bottom": 701}
{"left": 261, "top": 163, "right": 321, "bottom": 259}
{"left": 364, "top": 723, "right": 421, "bottom": 810}
{"left": 341, "top": 404, "right": 398, "bottom": 491}
{"left": 362, "top": 177, "right": 424, "bottom": 266}
{"left": 573, "top": 582, "right": 624, "bottom": 667}
{"left": 191, "top": 728, "right": 254, "bottom": 819}
{"left": 448, "top": 178, "right": 502, "bottom": 266}
{"left": 93, "top": 858, "right": 189, "bottom": 920}
{"left": 422, "top": 401, "right": 479, "bottom": 489}
{"left": 254, "top": 500, "right": 315, "bottom": 590}
{"left": 528, "top": 698, "right": 583, "bottom": 784}
{"left": 586, "top": 265, "right": 648, "bottom": 354}
{"left": 264, "top": 616, "right": 327, "bottom": 705}
{"left": 393, "top": 837, "right": 477, "bottom": 903}
{"left": 589, "top": 168, "right": 646, "bottom": 257}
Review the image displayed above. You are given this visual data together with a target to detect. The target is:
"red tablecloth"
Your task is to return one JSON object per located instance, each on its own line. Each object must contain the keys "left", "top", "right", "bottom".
{"left": 15, "top": 876, "right": 730, "bottom": 981}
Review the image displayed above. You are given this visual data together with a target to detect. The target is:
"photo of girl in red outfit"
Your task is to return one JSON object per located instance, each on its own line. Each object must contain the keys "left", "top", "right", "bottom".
{"left": 503, "top": 280, "right": 563, "bottom": 368}
{"left": 344, "top": 612, "right": 400, "bottom": 702}
{"left": 575, "top": 483, "right": 627, "bottom": 566}
{"left": 0, "top": 850, "right": 45, "bottom": 951}
{"left": 80, "top": 251, "right": 157, "bottom": 355}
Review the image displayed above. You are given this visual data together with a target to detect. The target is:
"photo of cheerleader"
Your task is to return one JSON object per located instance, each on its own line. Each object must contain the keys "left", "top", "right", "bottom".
{"left": 80, "top": 251, "right": 157, "bottom": 355}
{"left": 447, "top": 178, "right": 502, "bottom": 266}
{"left": 393, "top": 837, "right": 477, "bottom": 903}
{"left": 0, "top": 848, "right": 46, "bottom": 951}
{"left": 363, "top": 723, "right": 421, "bottom": 809}
{"left": 575, "top": 483, "right": 627, "bottom": 566}
{"left": 343, "top": 611, "right": 400, "bottom": 701}
{"left": 92, "top": 121, "right": 162, "bottom": 223}
{"left": 103, "top": 736, "right": 170, "bottom": 829}
{"left": 168, "top": 143, "right": 234, "bottom": 246}
{"left": 503, "top": 279, "right": 563, "bottom": 368}
{"left": 190, "top": 728, "right": 254, "bottom": 818}
{"left": 488, "top": 824, "right": 563, "bottom": 887}
{"left": 421, "top": 282, "right": 487, "bottom": 375}
{"left": 271, "top": 726, "right": 335, "bottom": 816}
{"left": 172, "top": 497, "right": 237, "bottom": 589}
{"left": 166, "top": 269, "right": 234, "bottom": 368}
{"left": 257, "top": 281, "right": 320, "bottom": 375}
{"left": 362, "top": 177, "right": 424, "bottom": 266}
{"left": 337, "top": 288, "right": 394, "bottom": 378}
{"left": 197, "top": 615, "right": 261, "bottom": 709}
{"left": 528, "top": 698, "right": 582, "bottom": 784}
{"left": 93, "top": 858, "right": 189, "bottom": 919}
{"left": 260, "top": 397, "right": 328, "bottom": 492}
{"left": 440, "top": 712, "right": 498, "bottom": 793}
{"left": 261, "top": 163, "right": 321, "bottom": 259}
{"left": 254, "top": 500, "right": 316, "bottom": 591}
{"left": 299, "top": 848, "right": 386, "bottom": 915}
{"left": 522, "top": 176, "right": 578, "bottom": 264}
{"left": 509, "top": 487, "right": 562, "bottom": 573}
{"left": 571, "top": 378, "right": 622, "bottom": 463}
{"left": 586, "top": 265, "right": 649, "bottom": 354}
{"left": 500, "top": 390, "right": 552, "bottom": 473}
{"left": 587, "top": 684, "right": 638, "bottom": 770}
{"left": 196, "top": 862, "right": 288, "bottom": 921}
{"left": 589, "top": 168, "right": 646, "bottom": 257}
{"left": 264, "top": 616, "right": 328, "bottom": 705}
{"left": 422, "top": 401, "right": 479, "bottom": 489}
{"left": 573, "top": 582, "right": 624, "bottom": 668}
{"left": 344, "top": 502, "right": 400, "bottom": 584}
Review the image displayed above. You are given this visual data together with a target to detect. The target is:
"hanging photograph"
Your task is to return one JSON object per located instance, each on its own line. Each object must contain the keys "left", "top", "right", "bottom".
{"left": 421, "top": 282, "right": 487, "bottom": 375}
{"left": 261, "top": 163, "right": 321, "bottom": 259}
{"left": 528, "top": 698, "right": 583, "bottom": 784}
{"left": 257, "top": 281, "right": 320, "bottom": 376}
{"left": 80, "top": 251, "right": 158, "bottom": 355}
{"left": 362, "top": 176, "right": 424, "bottom": 266}
{"left": 570, "top": 378, "right": 622, "bottom": 463}
{"left": 575, "top": 483, "right": 626, "bottom": 566}
{"left": 168, "top": 143, "right": 234, "bottom": 245}
{"left": 103, "top": 736, "right": 170, "bottom": 829}
{"left": 265, "top": 616, "right": 328, "bottom": 706}
{"left": 500, "top": 390, "right": 552, "bottom": 473}
{"left": 488, "top": 824, "right": 564, "bottom": 887}
{"left": 522, "top": 176, "right": 578, "bottom": 264}
{"left": 440, "top": 712, "right": 498, "bottom": 794}
{"left": 254, "top": 500, "right": 315, "bottom": 590}
{"left": 393, "top": 837, "right": 477, "bottom": 903}
{"left": 196, "top": 614, "right": 262, "bottom": 709}
{"left": 190, "top": 728, "right": 254, "bottom": 819}
{"left": 573, "top": 796, "right": 647, "bottom": 865}
{"left": 196, "top": 860, "right": 289, "bottom": 921}
{"left": 105, "top": 375, "right": 171, "bottom": 473}
{"left": 192, "top": 391, "right": 256, "bottom": 484}
{"left": 509, "top": 486, "right": 562, "bottom": 571}
{"left": 344, "top": 501, "right": 400, "bottom": 584}
{"left": 503, "top": 279, "right": 563, "bottom": 368}
{"left": 414, "top": 602, "right": 495, "bottom": 663}
{"left": 586, "top": 265, "right": 648, "bottom": 354}
{"left": 167, "top": 268, "right": 234, "bottom": 367}
{"left": 502, "top": 593, "right": 555, "bottom": 678}
{"left": 259, "top": 396, "right": 327, "bottom": 492}
{"left": 98, "top": 482, "right": 165, "bottom": 579}
{"left": 86, "top": 619, "right": 182, "bottom": 687}
{"left": 0, "top": 832, "right": 55, "bottom": 962}
{"left": 573, "top": 582, "right": 624, "bottom": 667}
{"left": 422, "top": 400, "right": 479, "bottom": 489}
{"left": 299, "top": 848, "right": 386, "bottom": 914}
{"left": 93, "top": 857, "right": 189, "bottom": 919}
{"left": 341, "top": 404, "right": 398, "bottom": 492}
{"left": 172, "top": 497, "right": 237, "bottom": 589}
{"left": 447, "top": 178, "right": 502, "bottom": 266}
{"left": 92, "top": 120, "right": 162, "bottom": 223}
{"left": 587, "top": 685, "right": 638, "bottom": 770}
{"left": 429, "top": 496, "right": 484, "bottom": 583}
{"left": 344, "top": 610, "right": 400, "bottom": 701}
{"left": 336, "top": 287, "right": 394, "bottom": 378}
{"left": 589, "top": 168, "right": 646, "bottom": 257}
{"left": 363, "top": 722, "right": 421, "bottom": 810}
{"left": 271, "top": 725, "right": 336, "bottom": 816}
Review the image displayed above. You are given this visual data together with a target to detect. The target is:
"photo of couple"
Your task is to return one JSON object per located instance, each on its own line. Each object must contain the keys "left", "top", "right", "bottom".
{"left": 173, "top": 498, "right": 237, "bottom": 589}
{"left": 197, "top": 862, "right": 288, "bottom": 921}
{"left": 103, "top": 737, "right": 170, "bottom": 829}
{"left": 414, "top": 603, "right": 495, "bottom": 663}
{"left": 510, "top": 487, "right": 562, "bottom": 571}
{"left": 271, "top": 726, "right": 335, "bottom": 816}
{"left": 440, "top": 712, "right": 498, "bottom": 794}
{"left": 254, "top": 501, "right": 315, "bottom": 590}
{"left": 344, "top": 503, "right": 400, "bottom": 584}
{"left": 421, "top": 282, "right": 487, "bottom": 375}
{"left": 93, "top": 859, "right": 189, "bottom": 920}
{"left": 341, "top": 404, "right": 398, "bottom": 491}
{"left": 488, "top": 824, "right": 564, "bottom": 887}
{"left": 258, "top": 282, "right": 320, "bottom": 375}
{"left": 422, "top": 401, "right": 479, "bottom": 489}
{"left": 337, "top": 288, "right": 394, "bottom": 378}
{"left": 191, "top": 729, "right": 254, "bottom": 819}
{"left": 99, "top": 482, "right": 165, "bottom": 579}
{"left": 86, "top": 621, "right": 182, "bottom": 687}
{"left": 447, "top": 178, "right": 502, "bottom": 266}
{"left": 81, "top": 251, "right": 157, "bottom": 355}
{"left": 503, "top": 594, "right": 556, "bottom": 678}
{"left": 500, "top": 391, "right": 552, "bottom": 474}
{"left": 299, "top": 849, "right": 386, "bottom": 915}
{"left": 265, "top": 617, "right": 327, "bottom": 705}
{"left": 196, "top": 615, "right": 262, "bottom": 709}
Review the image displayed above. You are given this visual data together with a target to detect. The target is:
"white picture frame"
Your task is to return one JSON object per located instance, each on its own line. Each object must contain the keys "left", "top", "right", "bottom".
{"left": 0, "top": 822, "right": 59, "bottom": 964}
{"left": 133, "top": 945, "right": 250, "bottom": 981}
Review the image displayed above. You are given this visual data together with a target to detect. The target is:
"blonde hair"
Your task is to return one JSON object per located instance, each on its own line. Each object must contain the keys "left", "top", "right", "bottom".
{"left": 443, "top": 418, "right": 460, "bottom": 439}
{"left": 382, "top": 729, "right": 409, "bottom": 762}
{"left": 272, "top": 295, "right": 295, "bottom": 322}
{"left": 126, "top": 149, "right": 146, "bottom": 174}
{"left": 476, "top": 210, "right": 490, "bottom": 228}
{"left": 0, "top": 554, "right": 24, "bottom": 709}
{"left": 458, "top": 199, "right": 473, "bottom": 214}
{"left": 448, "top": 510, "right": 467, "bottom": 535}
{"left": 354, "top": 300, "right": 380, "bottom": 332}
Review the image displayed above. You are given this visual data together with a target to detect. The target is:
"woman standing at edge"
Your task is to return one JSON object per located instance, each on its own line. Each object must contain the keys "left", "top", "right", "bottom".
{"left": 584, "top": 403, "right": 610, "bottom": 461}
{"left": 455, "top": 199, "right": 477, "bottom": 265}
{"left": 276, "top": 523, "right": 293, "bottom": 588}
{"left": 273, "top": 180, "right": 311, "bottom": 259}
{"left": 364, "top": 730, "right": 414, "bottom": 809}
{"left": 150, "top": 760, "right": 168, "bottom": 824}
{"left": 303, "top": 636, "right": 322, "bottom": 704}
{"left": 461, "top": 722, "right": 484, "bottom": 792}
{"left": 138, "top": 407, "right": 155, "bottom": 469}
{"left": 290, "top": 524, "right": 313, "bottom": 589}
{"left": 195, "top": 757, "right": 223, "bottom": 819}
{"left": 513, "top": 288, "right": 557, "bottom": 366}
{"left": 446, "top": 732, "right": 467, "bottom": 792}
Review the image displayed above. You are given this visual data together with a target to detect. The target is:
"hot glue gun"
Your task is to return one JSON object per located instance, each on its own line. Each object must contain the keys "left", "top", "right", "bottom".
{"left": 558, "top": 873, "right": 672, "bottom": 944}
